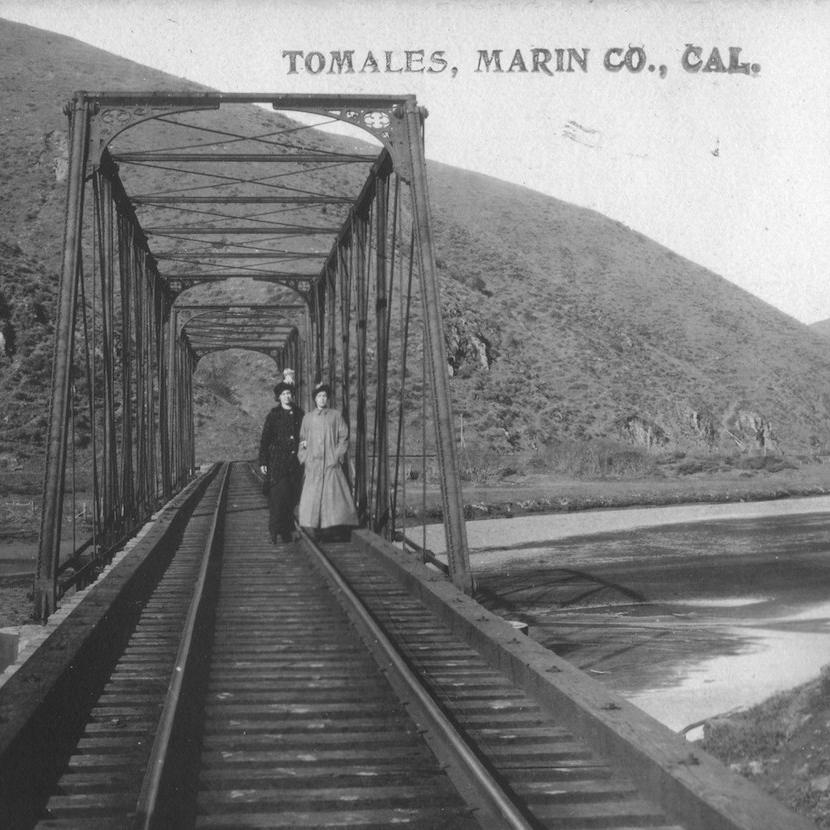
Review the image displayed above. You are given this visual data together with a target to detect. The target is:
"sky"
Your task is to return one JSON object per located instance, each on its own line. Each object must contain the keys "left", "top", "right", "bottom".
{"left": 1, "top": 0, "right": 828, "bottom": 323}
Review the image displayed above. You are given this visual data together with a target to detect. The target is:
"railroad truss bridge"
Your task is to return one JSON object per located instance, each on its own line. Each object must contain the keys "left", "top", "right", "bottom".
{"left": 0, "top": 93, "right": 811, "bottom": 830}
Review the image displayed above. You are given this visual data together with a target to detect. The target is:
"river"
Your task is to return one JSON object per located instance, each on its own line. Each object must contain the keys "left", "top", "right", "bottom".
{"left": 420, "top": 494, "right": 830, "bottom": 737}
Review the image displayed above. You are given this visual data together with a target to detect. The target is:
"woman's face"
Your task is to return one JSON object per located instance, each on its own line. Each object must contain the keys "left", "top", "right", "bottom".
{"left": 278, "top": 389, "right": 293, "bottom": 408}
{"left": 314, "top": 390, "right": 328, "bottom": 409}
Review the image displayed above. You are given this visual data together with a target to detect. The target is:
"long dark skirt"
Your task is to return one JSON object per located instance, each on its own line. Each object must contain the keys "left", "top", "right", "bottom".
{"left": 266, "top": 476, "right": 299, "bottom": 542}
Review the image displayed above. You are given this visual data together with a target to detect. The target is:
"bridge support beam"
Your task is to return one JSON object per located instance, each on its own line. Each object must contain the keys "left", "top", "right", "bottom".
{"left": 35, "top": 96, "right": 90, "bottom": 620}
{"left": 404, "top": 102, "right": 472, "bottom": 594}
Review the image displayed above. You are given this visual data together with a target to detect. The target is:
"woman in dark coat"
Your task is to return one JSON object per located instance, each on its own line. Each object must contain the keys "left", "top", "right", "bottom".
{"left": 258, "top": 381, "right": 304, "bottom": 543}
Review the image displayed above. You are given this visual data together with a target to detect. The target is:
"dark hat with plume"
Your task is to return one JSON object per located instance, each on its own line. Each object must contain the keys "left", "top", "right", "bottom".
{"left": 273, "top": 381, "right": 295, "bottom": 398}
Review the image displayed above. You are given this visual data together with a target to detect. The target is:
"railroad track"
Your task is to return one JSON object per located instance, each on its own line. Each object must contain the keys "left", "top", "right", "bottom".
{"left": 0, "top": 462, "right": 814, "bottom": 829}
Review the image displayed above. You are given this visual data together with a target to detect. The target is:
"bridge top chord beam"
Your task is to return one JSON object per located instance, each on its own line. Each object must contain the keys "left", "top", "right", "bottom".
{"left": 155, "top": 252, "right": 326, "bottom": 260}
{"left": 175, "top": 303, "right": 305, "bottom": 311}
{"left": 81, "top": 90, "right": 417, "bottom": 106}
{"left": 185, "top": 330, "right": 296, "bottom": 341}
{"left": 144, "top": 226, "right": 339, "bottom": 236}
{"left": 113, "top": 152, "right": 376, "bottom": 164}
{"left": 184, "top": 308, "right": 300, "bottom": 325}
{"left": 132, "top": 195, "right": 354, "bottom": 205}
{"left": 165, "top": 271, "right": 320, "bottom": 283}
{"left": 185, "top": 323, "right": 296, "bottom": 332}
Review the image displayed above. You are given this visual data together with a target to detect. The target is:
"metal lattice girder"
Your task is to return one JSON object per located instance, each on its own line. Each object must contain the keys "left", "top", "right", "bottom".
{"left": 178, "top": 305, "right": 303, "bottom": 358}
{"left": 36, "top": 92, "right": 472, "bottom": 622}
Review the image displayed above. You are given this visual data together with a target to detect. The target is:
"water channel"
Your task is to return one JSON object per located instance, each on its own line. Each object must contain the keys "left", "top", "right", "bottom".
{"left": 424, "top": 495, "right": 830, "bottom": 737}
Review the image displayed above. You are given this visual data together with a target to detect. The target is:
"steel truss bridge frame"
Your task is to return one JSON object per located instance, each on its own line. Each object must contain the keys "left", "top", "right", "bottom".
{"left": 36, "top": 91, "right": 471, "bottom": 620}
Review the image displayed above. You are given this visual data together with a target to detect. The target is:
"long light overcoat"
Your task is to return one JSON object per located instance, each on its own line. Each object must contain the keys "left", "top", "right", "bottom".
{"left": 297, "top": 406, "right": 358, "bottom": 529}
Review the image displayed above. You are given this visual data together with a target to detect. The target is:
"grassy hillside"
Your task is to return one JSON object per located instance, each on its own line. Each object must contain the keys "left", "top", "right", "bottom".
{"left": 0, "top": 242, "right": 56, "bottom": 465}
{"left": 3, "top": 17, "right": 830, "bottom": 482}
{"left": 429, "top": 168, "right": 830, "bottom": 459}
{"left": 810, "top": 319, "right": 830, "bottom": 339}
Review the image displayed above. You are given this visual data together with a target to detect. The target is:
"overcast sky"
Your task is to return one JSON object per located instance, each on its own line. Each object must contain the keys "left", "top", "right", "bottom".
{"left": 2, "top": 0, "right": 828, "bottom": 323}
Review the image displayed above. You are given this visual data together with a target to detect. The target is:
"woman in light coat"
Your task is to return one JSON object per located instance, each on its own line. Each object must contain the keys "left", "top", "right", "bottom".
{"left": 297, "top": 383, "right": 358, "bottom": 538}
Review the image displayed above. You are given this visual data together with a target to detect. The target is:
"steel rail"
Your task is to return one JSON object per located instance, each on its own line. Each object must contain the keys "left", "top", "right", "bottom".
{"left": 133, "top": 461, "right": 232, "bottom": 830}
{"left": 299, "top": 529, "right": 535, "bottom": 830}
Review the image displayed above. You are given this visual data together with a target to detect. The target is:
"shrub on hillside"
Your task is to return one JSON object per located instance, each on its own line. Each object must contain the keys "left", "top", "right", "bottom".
{"left": 734, "top": 454, "right": 798, "bottom": 473}
{"left": 458, "top": 438, "right": 520, "bottom": 483}
{"left": 674, "top": 456, "right": 727, "bottom": 475}
{"left": 531, "top": 439, "right": 657, "bottom": 479}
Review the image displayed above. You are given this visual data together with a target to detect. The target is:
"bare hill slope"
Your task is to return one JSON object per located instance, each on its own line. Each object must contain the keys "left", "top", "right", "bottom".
{"left": 2, "top": 17, "right": 830, "bottom": 473}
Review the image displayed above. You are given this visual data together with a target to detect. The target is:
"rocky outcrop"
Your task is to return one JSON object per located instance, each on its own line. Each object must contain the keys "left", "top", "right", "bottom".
{"left": 616, "top": 414, "right": 669, "bottom": 448}
{"left": 40, "top": 130, "right": 68, "bottom": 183}
{"left": 443, "top": 299, "right": 495, "bottom": 378}
{"left": 721, "top": 404, "right": 776, "bottom": 452}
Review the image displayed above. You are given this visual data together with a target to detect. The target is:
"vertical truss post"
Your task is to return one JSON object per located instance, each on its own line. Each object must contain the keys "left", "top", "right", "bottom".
{"left": 176, "top": 323, "right": 187, "bottom": 487}
{"left": 354, "top": 212, "right": 369, "bottom": 522}
{"left": 301, "top": 310, "right": 312, "bottom": 409}
{"left": 373, "top": 172, "right": 391, "bottom": 535}
{"left": 402, "top": 102, "right": 472, "bottom": 594}
{"left": 146, "top": 265, "right": 159, "bottom": 508}
{"left": 338, "top": 243, "right": 352, "bottom": 426}
{"left": 94, "top": 170, "right": 119, "bottom": 546}
{"left": 120, "top": 220, "right": 136, "bottom": 525}
{"left": 133, "top": 248, "right": 147, "bottom": 518}
{"left": 158, "top": 301, "right": 171, "bottom": 503}
{"left": 177, "top": 339, "right": 186, "bottom": 487}
{"left": 35, "top": 95, "right": 91, "bottom": 620}
{"left": 326, "top": 263, "right": 337, "bottom": 391}
{"left": 296, "top": 339, "right": 304, "bottom": 404}
{"left": 286, "top": 329, "right": 300, "bottom": 397}
{"left": 167, "top": 310, "right": 178, "bottom": 493}
{"left": 337, "top": 240, "right": 355, "bottom": 497}
{"left": 312, "top": 282, "right": 325, "bottom": 384}
{"left": 186, "top": 350, "right": 195, "bottom": 475}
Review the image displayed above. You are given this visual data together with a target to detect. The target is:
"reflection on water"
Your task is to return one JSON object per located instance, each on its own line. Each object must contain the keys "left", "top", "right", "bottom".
{"left": 778, "top": 600, "right": 830, "bottom": 623}
{"left": 627, "top": 627, "right": 830, "bottom": 732}
{"left": 664, "top": 596, "right": 770, "bottom": 608}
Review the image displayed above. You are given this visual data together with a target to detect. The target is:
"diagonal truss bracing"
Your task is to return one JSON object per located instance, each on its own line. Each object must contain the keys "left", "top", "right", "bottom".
{"left": 36, "top": 92, "right": 471, "bottom": 620}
